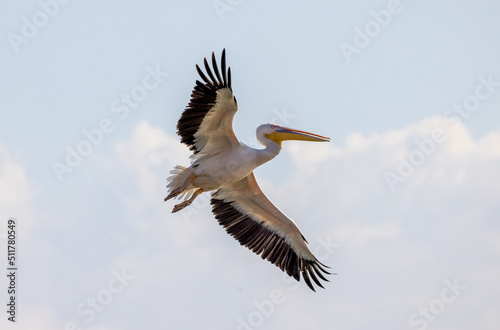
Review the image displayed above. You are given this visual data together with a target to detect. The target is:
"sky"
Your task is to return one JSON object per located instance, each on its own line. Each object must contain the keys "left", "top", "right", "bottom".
{"left": 1, "top": 1, "right": 500, "bottom": 329}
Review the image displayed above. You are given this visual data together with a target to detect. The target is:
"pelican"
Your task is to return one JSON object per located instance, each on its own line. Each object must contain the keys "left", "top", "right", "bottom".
{"left": 165, "top": 50, "right": 331, "bottom": 291}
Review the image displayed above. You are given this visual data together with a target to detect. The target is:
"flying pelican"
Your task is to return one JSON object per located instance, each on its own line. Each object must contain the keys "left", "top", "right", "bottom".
{"left": 165, "top": 50, "right": 331, "bottom": 291}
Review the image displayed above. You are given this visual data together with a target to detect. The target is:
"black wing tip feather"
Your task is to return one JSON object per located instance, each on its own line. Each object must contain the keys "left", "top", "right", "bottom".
{"left": 210, "top": 197, "right": 330, "bottom": 292}
{"left": 176, "top": 50, "right": 233, "bottom": 153}
{"left": 200, "top": 49, "right": 231, "bottom": 90}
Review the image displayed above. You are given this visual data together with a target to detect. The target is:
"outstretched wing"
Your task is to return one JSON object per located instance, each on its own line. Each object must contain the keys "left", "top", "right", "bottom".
{"left": 211, "top": 173, "right": 331, "bottom": 291}
{"left": 177, "top": 49, "right": 239, "bottom": 156}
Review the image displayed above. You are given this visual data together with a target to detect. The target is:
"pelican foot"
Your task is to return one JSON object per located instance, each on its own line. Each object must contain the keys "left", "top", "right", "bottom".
{"left": 172, "top": 201, "right": 191, "bottom": 213}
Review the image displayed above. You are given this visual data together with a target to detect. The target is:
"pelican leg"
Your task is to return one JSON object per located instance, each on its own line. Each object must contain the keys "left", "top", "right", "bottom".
{"left": 172, "top": 188, "right": 204, "bottom": 213}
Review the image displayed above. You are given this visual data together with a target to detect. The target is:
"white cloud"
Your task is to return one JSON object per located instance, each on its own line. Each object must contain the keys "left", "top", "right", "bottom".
{"left": 5, "top": 118, "right": 500, "bottom": 330}
{"left": 114, "top": 121, "right": 190, "bottom": 201}
{"left": 0, "top": 145, "right": 32, "bottom": 216}
{"left": 260, "top": 116, "right": 500, "bottom": 329}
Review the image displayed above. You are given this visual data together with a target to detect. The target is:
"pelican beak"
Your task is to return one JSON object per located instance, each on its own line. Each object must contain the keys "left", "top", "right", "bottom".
{"left": 266, "top": 126, "right": 330, "bottom": 145}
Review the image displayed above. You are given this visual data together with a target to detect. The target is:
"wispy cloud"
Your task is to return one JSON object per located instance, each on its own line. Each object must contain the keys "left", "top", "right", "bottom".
{"left": 2, "top": 117, "right": 500, "bottom": 329}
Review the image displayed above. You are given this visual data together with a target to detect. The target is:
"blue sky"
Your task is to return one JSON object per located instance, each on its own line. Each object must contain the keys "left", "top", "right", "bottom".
{"left": 1, "top": 1, "right": 500, "bottom": 329}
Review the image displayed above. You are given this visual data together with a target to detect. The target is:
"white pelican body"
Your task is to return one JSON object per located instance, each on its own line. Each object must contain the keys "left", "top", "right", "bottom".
{"left": 165, "top": 50, "right": 331, "bottom": 291}
{"left": 191, "top": 143, "right": 266, "bottom": 190}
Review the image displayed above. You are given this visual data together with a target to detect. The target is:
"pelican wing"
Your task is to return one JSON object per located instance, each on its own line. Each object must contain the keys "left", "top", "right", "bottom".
{"left": 211, "top": 173, "right": 330, "bottom": 291}
{"left": 177, "top": 49, "right": 239, "bottom": 156}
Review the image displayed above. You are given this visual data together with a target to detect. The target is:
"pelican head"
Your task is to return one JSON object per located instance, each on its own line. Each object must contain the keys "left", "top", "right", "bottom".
{"left": 167, "top": 50, "right": 333, "bottom": 291}
{"left": 257, "top": 124, "right": 330, "bottom": 147}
